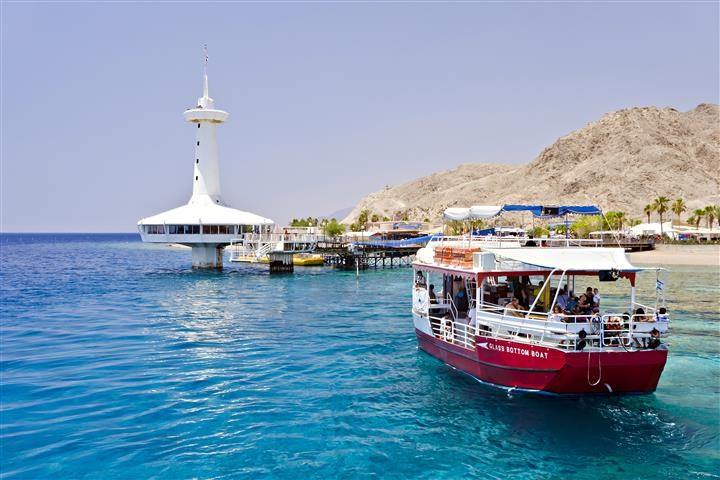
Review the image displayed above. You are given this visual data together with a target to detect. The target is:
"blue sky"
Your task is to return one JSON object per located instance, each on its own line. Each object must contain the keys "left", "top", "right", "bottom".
{"left": 2, "top": 2, "right": 718, "bottom": 232}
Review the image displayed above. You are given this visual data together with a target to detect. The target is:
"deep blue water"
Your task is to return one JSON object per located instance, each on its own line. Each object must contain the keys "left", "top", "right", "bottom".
{"left": 1, "top": 233, "right": 718, "bottom": 479}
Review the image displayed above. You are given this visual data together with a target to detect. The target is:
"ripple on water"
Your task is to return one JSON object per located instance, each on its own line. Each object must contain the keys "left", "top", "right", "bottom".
{"left": 1, "top": 234, "right": 718, "bottom": 479}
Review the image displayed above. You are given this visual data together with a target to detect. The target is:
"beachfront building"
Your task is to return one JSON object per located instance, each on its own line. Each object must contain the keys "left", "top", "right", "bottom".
{"left": 138, "top": 64, "right": 274, "bottom": 268}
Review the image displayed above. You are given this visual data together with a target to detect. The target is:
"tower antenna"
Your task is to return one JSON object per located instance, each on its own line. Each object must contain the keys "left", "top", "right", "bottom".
{"left": 203, "top": 44, "right": 209, "bottom": 98}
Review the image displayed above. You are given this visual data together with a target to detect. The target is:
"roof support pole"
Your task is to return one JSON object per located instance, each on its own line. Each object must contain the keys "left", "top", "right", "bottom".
{"left": 526, "top": 268, "right": 557, "bottom": 317}
{"left": 549, "top": 270, "right": 567, "bottom": 312}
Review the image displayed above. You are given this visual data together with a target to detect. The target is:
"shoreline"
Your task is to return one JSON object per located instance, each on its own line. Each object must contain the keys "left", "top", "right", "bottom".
{"left": 628, "top": 244, "right": 720, "bottom": 267}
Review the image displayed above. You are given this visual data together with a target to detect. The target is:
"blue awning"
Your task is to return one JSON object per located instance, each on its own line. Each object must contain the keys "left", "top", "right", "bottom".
{"left": 501, "top": 205, "right": 601, "bottom": 217}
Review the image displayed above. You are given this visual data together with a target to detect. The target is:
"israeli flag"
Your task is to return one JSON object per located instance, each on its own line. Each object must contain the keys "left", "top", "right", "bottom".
{"left": 656, "top": 279, "right": 665, "bottom": 291}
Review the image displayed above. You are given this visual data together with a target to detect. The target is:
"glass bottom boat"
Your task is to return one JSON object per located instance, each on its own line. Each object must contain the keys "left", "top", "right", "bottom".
{"left": 411, "top": 242, "right": 669, "bottom": 395}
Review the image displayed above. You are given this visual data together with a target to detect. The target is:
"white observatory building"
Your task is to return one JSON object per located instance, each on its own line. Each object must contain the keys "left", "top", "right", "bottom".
{"left": 138, "top": 63, "right": 274, "bottom": 269}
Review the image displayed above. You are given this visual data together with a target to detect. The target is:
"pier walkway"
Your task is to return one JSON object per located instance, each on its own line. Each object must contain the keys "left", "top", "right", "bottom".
{"left": 229, "top": 233, "right": 425, "bottom": 272}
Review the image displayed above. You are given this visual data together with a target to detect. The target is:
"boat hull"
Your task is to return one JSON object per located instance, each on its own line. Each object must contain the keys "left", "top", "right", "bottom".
{"left": 415, "top": 329, "right": 667, "bottom": 394}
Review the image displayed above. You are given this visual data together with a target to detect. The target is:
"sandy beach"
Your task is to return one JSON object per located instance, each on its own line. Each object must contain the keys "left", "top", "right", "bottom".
{"left": 629, "top": 244, "right": 720, "bottom": 267}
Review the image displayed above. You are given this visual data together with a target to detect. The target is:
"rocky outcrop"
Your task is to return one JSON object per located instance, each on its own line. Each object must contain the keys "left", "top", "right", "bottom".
{"left": 343, "top": 104, "right": 720, "bottom": 224}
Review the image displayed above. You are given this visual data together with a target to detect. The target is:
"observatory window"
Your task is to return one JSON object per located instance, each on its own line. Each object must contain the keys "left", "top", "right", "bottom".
{"left": 145, "top": 225, "right": 164, "bottom": 234}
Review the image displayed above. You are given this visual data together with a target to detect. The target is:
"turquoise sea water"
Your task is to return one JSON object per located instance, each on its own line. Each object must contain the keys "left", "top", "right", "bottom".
{"left": 1, "top": 234, "right": 718, "bottom": 479}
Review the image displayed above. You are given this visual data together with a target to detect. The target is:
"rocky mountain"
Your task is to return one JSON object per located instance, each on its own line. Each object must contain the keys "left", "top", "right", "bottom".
{"left": 342, "top": 104, "right": 720, "bottom": 225}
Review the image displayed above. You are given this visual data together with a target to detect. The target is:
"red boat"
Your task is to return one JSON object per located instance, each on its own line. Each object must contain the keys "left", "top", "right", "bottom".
{"left": 412, "top": 234, "right": 669, "bottom": 395}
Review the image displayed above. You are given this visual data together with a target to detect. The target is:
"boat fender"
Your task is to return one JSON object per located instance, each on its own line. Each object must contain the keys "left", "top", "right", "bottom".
{"left": 576, "top": 340, "right": 587, "bottom": 351}
{"left": 578, "top": 329, "right": 587, "bottom": 339}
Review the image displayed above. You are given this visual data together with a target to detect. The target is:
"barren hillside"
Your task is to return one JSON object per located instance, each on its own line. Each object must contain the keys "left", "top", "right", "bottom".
{"left": 343, "top": 104, "right": 720, "bottom": 224}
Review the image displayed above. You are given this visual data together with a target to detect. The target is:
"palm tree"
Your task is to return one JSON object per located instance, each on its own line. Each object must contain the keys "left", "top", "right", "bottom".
{"left": 652, "top": 196, "right": 670, "bottom": 236}
{"left": 692, "top": 209, "right": 705, "bottom": 230}
{"left": 705, "top": 205, "right": 717, "bottom": 229}
{"left": 643, "top": 204, "right": 654, "bottom": 224}
{"left": 671, "top": 198, "right": 686, "bottom": 223}
{"left": 616, "top": 212, "right": 627, "bottom": 231}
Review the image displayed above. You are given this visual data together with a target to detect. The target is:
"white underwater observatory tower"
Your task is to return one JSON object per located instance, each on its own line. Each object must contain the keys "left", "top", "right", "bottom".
{"left": 138, "top": 59, "right": 274, "bottom": 268}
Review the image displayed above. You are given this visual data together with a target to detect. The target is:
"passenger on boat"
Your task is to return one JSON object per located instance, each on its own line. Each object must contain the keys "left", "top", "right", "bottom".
{"left": 467, "top": 307, "right": 477, "bottom": 327}
{"left": 428, "top": 284, "right": 437, "bottom": 304}
{"left": 593, "top": 288, "right": 601, "bottom": 309}
{"left": 634, "top": 327, "right": 662, "bottom": 349}
{"left": 454, "top": 287, "right": 469, "bottom": 317}
{"left": 655, "top": 307, "right": 669, "bottom": 322}
{"left": 548, "top": 305, "right": 565, "bottom": 322}
{"left": 648, "top": 328, "right": 662, "bottom": 349}
{"left": 416, "top": 271, "right": 426, "bottom": 287}
{"left": 634, "top": 307, "right": 649, "bottom": 322}
{"left": 532, "top": 281, "right": 544, "bottom": 303}
{"left": 578, "top": 293, "right": 593, "bottom": 315}
{"left": 440, "top": 312, "right": 454, "bottom": 341}
{"left": 556, "top": 286, "right": 569, "bottom": 310}
{"left": 505, "top": 297, "right": 525, "bottom": 318}
{"left": 565, "top": 292, "right": 579, "bottom": 314}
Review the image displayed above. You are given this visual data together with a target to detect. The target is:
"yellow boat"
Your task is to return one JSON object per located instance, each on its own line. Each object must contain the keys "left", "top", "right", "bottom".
{"left": 231, "top": 253, "right": 324, "bottom": 266}
{"left": 293, "top": 254, "right": 325, "bottom": 266}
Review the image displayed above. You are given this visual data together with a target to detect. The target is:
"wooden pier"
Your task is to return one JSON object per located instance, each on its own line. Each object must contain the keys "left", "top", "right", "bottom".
{"left": 229, "top": 233, "right": 425, "bottom": 273}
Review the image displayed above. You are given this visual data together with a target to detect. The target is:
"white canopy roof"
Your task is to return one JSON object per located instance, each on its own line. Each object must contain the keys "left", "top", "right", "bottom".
{"left": 138, "top": 198, "right": 274, "bottom": 226}
{"left": 444, "top": 205, "right": 503, "bottom": 221}
{"left": 629, "top": 222, "right": 675, "bottom": 235}
{"left": 485, "top": 247, "right": 644, "bottom": 272}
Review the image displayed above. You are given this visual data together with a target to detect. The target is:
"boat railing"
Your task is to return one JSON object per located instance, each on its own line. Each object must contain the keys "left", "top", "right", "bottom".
{"left": 473, "top": 305, "right": 667, "bottom": 350}
{"left": 428, "top": 314, "right": 476, "bottom": 350}
{"left": 427, "top": 235, "right": 602, "bottom": 248}
{"left": 425, "top": 309, "right": 667, "bottom": 351}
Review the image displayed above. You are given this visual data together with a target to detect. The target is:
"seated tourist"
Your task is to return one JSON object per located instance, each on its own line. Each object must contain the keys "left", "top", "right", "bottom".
{"left": 565, "top": 293, "right": 579, "bottom": 315}
{"left": 548, "top": 305, "right": 565, "bottom": 323}
{"left": 505, "top": 297, "right": 525, "bottom": 318}
{"left": 556, "top": 286, "right": 569, "bottom": 310}
{"left": 593, "top": 288, "right": 601, "bottom": 309}
{"left": 532, "top": 281, "right": 544, "bottom": 301}
{"left": 415, "top": 271, "right": 426, "bottom": 287}
{"left": 634, "top": 307, "right": 649, "bottom": 322}
{"left": 578, "top": 293, "right": 593, "bottom": 315}
{"left": 655, "top": 307, "right": 669, "bottom": 322}
{"left": 647, "top": 328, "right": 662, "bottom": 349}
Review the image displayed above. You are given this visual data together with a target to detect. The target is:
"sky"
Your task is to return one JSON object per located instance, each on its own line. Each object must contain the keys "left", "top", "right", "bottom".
{"left": 1, "top": 1, "right": 718, "bottom": 232}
